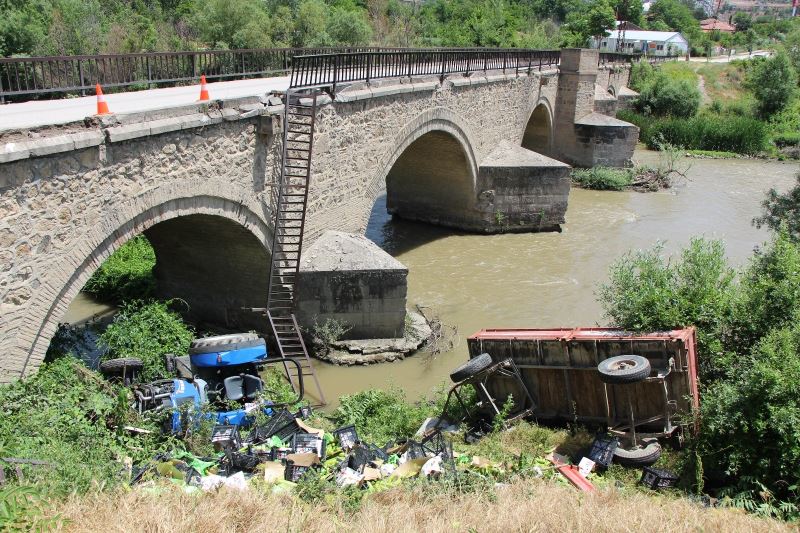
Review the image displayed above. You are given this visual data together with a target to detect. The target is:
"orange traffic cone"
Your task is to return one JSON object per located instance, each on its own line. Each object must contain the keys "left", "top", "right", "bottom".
{"left": 198, "top": 75, "right": 210, "bottom": 101}
{"left": 95, "top": 84, "right": 110, "bottom": 115}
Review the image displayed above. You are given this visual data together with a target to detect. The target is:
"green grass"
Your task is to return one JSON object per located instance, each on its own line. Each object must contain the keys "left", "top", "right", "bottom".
{"left": 83, "top": 236, "right": 156, "bottom": 304}
{"left": 685, "top": 150, "right": 740, "bottom": 159}
{"left": 571, "top": 167, "right": 633, "bottom": 191}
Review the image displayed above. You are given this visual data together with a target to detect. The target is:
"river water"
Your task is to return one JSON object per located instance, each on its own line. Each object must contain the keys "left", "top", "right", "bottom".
{"left": 65, "top": 151, "right": 799, "bottom": 406}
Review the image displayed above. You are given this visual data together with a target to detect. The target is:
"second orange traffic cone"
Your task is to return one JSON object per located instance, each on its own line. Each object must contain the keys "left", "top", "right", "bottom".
{"left": 95, "top": 84, "right": 110, "bottom": 115}
{"left": 198, "top": 75, "right": 210, "bottom": 101}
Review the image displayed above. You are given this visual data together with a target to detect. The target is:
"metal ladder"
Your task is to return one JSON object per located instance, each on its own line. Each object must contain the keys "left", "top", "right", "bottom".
{"left": 267, "top": 89, "right": 326, "bottom": 407}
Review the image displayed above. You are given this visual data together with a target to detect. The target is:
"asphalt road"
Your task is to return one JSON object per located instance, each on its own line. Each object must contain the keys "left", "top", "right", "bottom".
{"left": 0, "top": 75, "right": 291, "bottom": 133}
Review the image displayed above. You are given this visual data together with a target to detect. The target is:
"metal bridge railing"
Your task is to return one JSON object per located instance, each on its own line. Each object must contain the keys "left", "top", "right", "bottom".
{"left": 0, "top": 47, "right": 400, "bottom": 101}
{"left": 289, "top": 49, "right": 562, "bottom": 90}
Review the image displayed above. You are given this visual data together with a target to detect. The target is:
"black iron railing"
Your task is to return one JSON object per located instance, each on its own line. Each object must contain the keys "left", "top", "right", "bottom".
{"left": 289, "top": 49, "right": 562, "bottom": 89}
{"left": 0, "top": 47, "right": 399, "bottom": 101}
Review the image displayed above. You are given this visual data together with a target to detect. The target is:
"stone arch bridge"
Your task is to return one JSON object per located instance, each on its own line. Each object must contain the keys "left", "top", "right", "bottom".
{"left": 0, "top": 48, "right": 638, "bottom": 381}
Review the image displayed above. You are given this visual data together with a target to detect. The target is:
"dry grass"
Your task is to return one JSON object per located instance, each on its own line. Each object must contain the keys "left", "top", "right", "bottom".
{"left": 53, "top": 479, "right": 794, "bottom": 533}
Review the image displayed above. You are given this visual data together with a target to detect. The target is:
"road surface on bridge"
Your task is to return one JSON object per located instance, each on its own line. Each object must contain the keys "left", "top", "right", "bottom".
{"left": 0, "top": 75, "right": 291, "bottom": 133}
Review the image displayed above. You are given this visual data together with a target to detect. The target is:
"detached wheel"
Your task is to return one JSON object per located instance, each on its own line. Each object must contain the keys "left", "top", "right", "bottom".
{"left": 100, "top": 357, "right": 143, "bottom": 374}
{"left": 189, "top": 333, "right": 262, "bottom": 354}
{"left": 613, "top": 438, "right": 662, "bottom": 467}
{"left": 450, "top": 353, "right": 493, "bottom": 383}
{"left": 597, "top": 355, "right": 651, "bottom": 385}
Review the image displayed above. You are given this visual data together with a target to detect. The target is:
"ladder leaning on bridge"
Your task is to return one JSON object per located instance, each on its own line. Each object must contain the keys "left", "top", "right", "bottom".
{"left": 266, "top": 89, "right": 327, "bottom": 407}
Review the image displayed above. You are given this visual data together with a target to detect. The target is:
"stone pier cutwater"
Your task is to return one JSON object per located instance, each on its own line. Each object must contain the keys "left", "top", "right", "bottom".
{"left": 0, "top": 48, "right": 639, "bottom": 380}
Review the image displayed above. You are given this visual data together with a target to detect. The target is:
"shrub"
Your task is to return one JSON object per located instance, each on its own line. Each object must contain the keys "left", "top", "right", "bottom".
{"left": 773, "top": 132, "right": 800, "bottom": 147}
{"left": 83, "top": 236, "right": 156, "bottom": 304}
{"left": 699, "top": 324, "right": 800, "bottom": 518}
{"left": 0, "top": 358, "right": 165, "bottom": 495}
{"left": 728, "top": 231, "right": 800, "bottom": 352}
{"left": 745, "top": 51, "right": 798, "bottom": 117}
{"left": 570, "top": 167, "right": 632, "bottom": 191}
{"left": 598, "top": 238, "right": 736, "bottom": 382}
{"left": 646, "top": 115, "right": 769, "bottom": 155}
{"left": 628, "top": 59, "right": 655, "bottom": 92}
{"left": 635, "top": 71, "right": 701, "bottom": 118}
{"left": 99, "top": 300, "right": 194, "bottom": 381}
{"left": 755, "top": 174, "right": 800, "bottom": 240}
{"left": 331, "top": 387, "right": 432, "bottom": 444}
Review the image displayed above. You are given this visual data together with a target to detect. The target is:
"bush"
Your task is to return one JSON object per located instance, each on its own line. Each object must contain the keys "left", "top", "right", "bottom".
{"left": 646, "top": 115, "right": 769, "bottom": 155}
{"left": 754, "top": 174, "right": 800, "bottom": 241}
{"left": 99, "top": 300, "right": 194, "bottom": 381}
{"left": 83, "top": 236, "right": 156, "bottom": 304}
{"left": 598, "top": 238, "right": 736, "bottom": 382}
{"left": 745, "top": 52, "right": 798, "bottom": 117}
{"left": 570, "top": 167, "right": 632, "bottom": 191}
{"left": 0, "top": 358, "right": 164, "bottom": 495}
{"left": 728, "top": 231, "right": 800, "bottom": 352}
{"left": 635, "top": 71, "right": 701, "bottom": 118}
{"left": 699, "top": 324, "right": 800, "bottom": 518}
{"left": 331, "top": 387, "right": 432, "bottom": 445}
{"left": 773, "top": 132, "right": 800, "bottom": 148}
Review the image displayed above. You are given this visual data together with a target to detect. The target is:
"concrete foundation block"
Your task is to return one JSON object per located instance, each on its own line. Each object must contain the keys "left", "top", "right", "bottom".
{"left": 296, "top": 231, "right": 408, "bottom": 340}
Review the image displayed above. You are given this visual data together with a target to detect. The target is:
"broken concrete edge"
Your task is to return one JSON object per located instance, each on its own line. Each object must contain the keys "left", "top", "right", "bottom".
{"left": 318, "top": 310, "right": 432, "bottom": 366}
{"left": 1, "top": 95, "right": 286, "bottom": 163}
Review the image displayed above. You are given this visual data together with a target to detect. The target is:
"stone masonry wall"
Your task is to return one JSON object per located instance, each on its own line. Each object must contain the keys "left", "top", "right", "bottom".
{"left": 0, "top": 116, "right": 279, "bottom": 382}
{"left": 304, "top": 70, "right": 559, "bottom": 242}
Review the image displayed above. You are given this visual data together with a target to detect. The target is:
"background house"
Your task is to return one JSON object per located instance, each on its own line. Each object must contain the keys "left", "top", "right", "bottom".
{"left": 591, "top": 29, "right": 689, "bottom": 56}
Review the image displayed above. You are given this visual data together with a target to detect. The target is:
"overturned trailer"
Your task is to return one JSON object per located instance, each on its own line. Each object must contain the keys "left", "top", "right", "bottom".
{"left": 466, "top": 328, "right": 700, "bottom": 436}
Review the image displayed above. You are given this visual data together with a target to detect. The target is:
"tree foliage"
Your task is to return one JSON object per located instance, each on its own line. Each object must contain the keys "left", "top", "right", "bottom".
{"left": 755, "top": 174, "right": 800, "bottom": 242}
{"left": 745, "top": 52, "right": 798, "bottom": 118}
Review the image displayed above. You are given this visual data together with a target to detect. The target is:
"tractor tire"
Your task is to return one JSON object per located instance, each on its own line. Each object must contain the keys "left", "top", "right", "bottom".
{"left": 613, "top": 439, "right": 662, "bottom": 467}
{"left": 99, "top": 357, "right": 143, "bottom": 374}
{"left": 597, "top": 355, "right": 651, "bottom": 385}
{"left": 450, "top": 353, "right": 494, "bottom": 383}
{"left": 189, "top": 333, "right": 262, "bottom": 355}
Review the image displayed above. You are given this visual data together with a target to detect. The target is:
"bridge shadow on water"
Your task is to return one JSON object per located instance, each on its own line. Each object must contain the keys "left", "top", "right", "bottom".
{"left": 364, "top": 193, "right": 466, "bottom": 256}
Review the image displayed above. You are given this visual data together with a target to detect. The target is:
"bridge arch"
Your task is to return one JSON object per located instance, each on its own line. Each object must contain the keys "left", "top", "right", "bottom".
{"left": 521, "top": 99, "right": 554, "bottom": 156}
{"left": 369, "top": 108, "right": 480, "bottom": 229}
{"left": 16, "top": 188, "right": 273, "bottom": 380}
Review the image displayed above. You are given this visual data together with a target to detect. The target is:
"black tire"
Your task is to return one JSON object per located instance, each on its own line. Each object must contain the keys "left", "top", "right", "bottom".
{"left": 100, "top": 357, "right": 143, "bottom": 374}
{"left": 189, "top": 333, "right": 263, "bottom": 355}
{"left": 613, "top": 439, "right": 662, "bottom": 467}
{"left": 597, "top": 355, "right": 651, "bottom": 385}
{"left": 450, "top": 353, "right": 493, "bottom": 383}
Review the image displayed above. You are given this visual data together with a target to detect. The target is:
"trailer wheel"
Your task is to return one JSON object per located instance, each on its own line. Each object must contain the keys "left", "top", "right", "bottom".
{"left": 189, "top": 333, "right": 262, "bottom": 354}
{"left": 613, "top": 439, "right": 662, "bottom": 467}
{"left": 450, "top": 353, "right": 494, "bottom": 383}
{"left": 100, "top": 357, "right": 143, "bottom": 374}
{"left": 597, "top": 355, "right": 651, "bottom": 385}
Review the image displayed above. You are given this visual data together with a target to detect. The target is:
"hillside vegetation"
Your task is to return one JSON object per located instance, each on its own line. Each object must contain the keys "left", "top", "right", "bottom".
{"left": 1, "top": 0, "right": 796, "bottom": 58}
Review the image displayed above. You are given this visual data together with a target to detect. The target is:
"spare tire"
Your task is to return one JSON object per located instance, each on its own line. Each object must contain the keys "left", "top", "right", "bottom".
{"left": 99, "top": 357, "right": 143, "bottom": 374}
{"left": 597, "top": 355, "right": 651, "bottom": 385}
{"left": 189, "top": 333, "right": 262, "bottom": 355}
{"left": 613, "top": 439, "right": 662, "bottom": 467}
{"left": 450, "top": 353, "right": 494, "bottom": 383}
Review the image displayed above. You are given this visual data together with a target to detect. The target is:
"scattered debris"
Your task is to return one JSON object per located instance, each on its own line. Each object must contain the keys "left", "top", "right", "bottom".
{"left": 640, "top": 466, "right": 680, "bottom": 490}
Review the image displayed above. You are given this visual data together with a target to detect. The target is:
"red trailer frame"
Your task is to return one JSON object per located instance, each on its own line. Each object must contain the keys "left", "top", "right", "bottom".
{"left": 467, "top": 327, "right": 700, "bottom": 432}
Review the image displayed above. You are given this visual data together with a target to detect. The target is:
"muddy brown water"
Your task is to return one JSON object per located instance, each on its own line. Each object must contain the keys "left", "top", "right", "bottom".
{"left": 64, "top": 151, "right": 799, "bottom": 408}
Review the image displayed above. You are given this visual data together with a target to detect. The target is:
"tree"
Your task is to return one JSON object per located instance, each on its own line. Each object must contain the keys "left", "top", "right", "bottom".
{"left": 615, "top": 0, "right": 643, "bottom": 25}
{"left": 732, "top": 11, "right": 752, "bottom": 32}
{"left": 648, "top": 0, "right": 700, "bottom": 40}
{"left": 585, "top": 0, "right": 617, "bottom": 40}
{"left": 746, "top": 51, "right": 798, "bottom": 117}
{"left": 327, "top": 7, "right": 373, "bottom": 46}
